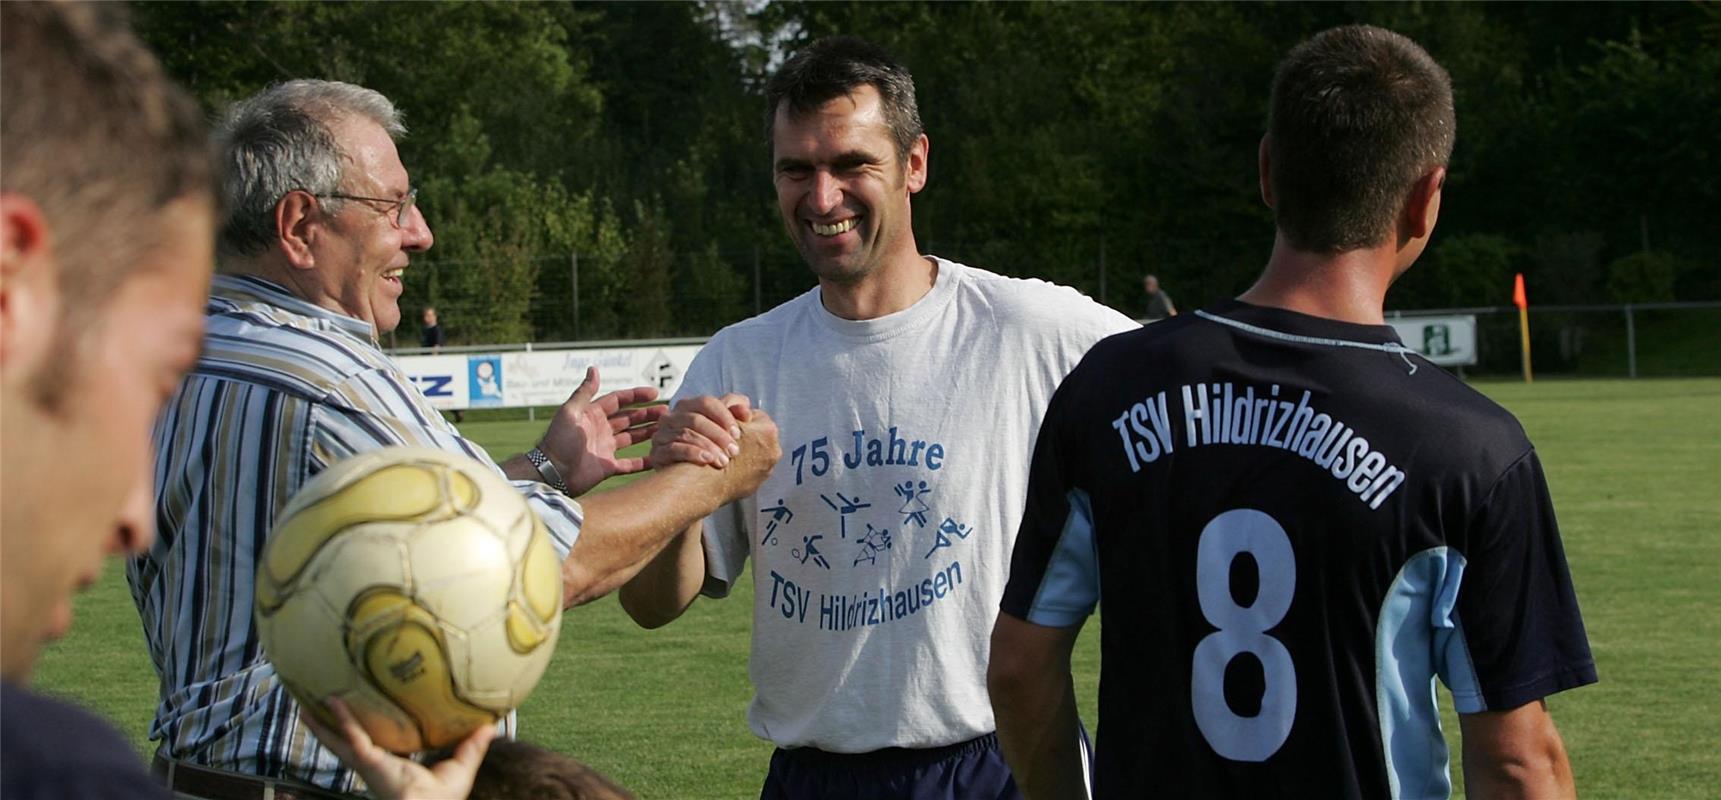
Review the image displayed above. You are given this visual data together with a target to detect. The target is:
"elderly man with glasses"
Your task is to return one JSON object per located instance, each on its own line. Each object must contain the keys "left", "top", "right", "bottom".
{"left": 130, "top": 79, "right": 780, "bottom": 800}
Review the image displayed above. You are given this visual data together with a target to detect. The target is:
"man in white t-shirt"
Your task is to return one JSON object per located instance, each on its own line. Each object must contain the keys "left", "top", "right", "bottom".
{"left": 619, "top": 36, "right": 1136, "bottom": 799}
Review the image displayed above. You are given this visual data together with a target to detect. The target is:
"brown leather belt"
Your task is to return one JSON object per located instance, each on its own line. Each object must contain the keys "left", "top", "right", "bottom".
{"left": 149, "top": 756, "right": 354, "bottom": 800}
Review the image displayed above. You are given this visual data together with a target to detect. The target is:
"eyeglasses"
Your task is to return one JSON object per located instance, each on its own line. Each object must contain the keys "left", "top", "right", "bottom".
{"left": 315, "top": 187, "right": 418, "bottom": 228}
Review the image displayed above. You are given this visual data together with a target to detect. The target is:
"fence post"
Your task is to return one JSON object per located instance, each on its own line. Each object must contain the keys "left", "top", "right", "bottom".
{"left": 570, "top": 250, "right": 580, "bottom": 341}
{"left": 1098, "top": 235, "right": 1107, "bottom": 304}
{"left": 525, "top": 341, "right": 535, "bottom": 422}
{"left": 1625, "top": 303, "right": 1638, "bottom": 379}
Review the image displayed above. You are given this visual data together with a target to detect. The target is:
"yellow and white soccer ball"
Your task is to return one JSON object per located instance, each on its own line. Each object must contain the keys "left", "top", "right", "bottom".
{"left": 255, "top": 446, "right": 563, "bottom": 754}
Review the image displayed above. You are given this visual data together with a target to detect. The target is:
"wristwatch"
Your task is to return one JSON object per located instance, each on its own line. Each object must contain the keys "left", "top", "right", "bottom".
{"left": 525, "top": 447, "right": 570, "bottom": 495}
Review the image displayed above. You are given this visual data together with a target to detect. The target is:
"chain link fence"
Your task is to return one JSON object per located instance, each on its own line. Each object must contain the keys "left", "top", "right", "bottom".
{"left": 391, "top": 243, "right": 1719, "bottom": 380}
{"left": 1387, "top": 302, "right": 1721, "bottom": 378}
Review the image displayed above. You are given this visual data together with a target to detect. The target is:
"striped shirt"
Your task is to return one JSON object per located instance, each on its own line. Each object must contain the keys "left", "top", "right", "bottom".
{"left": 128, "top": 275, "right": 582, "bottom": 793}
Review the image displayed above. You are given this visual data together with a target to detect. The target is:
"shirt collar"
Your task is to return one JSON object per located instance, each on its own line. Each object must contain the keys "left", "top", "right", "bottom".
{"left": 210, "top": 274, "right": 379, "bottom": 344}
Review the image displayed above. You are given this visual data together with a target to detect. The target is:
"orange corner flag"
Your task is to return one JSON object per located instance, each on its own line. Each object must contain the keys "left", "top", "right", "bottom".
{"left": 1514, "top": 273, "right": 1532, "bottom": 382}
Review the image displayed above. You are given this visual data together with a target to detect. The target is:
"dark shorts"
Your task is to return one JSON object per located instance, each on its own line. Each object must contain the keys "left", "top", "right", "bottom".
{"left": 761, "top": 731, "right": 1075, "bottom": 800}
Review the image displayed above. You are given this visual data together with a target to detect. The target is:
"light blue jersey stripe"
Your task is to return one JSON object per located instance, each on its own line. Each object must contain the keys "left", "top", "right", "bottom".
{"left": 1026, "top": 489, "right": 1101, "bottom": 627}
{"left": 1375, "top": 547, "right": 1483, "bottom": 799}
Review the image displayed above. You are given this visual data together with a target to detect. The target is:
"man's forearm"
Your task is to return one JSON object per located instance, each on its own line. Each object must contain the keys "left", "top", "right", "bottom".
{"left": 1459, "top": 701, "right": 1577, "bottom": 800}
{"left": 618, "top": 522, "right": 706, "bottom": 628}
{"left": 499, "top": 453, "right": 537, "bottom": 484}
{"left": 559, "top": 463, "right": 729, "bottom": 607}
{"left": 990, "top": 613, "right": 1087, "bottom": 799}
{"left": 994, "top": 672, "right": 1085, "bottom": 799}
{"left": 1462, "top": 739, "right": 1576, "bottom": 799}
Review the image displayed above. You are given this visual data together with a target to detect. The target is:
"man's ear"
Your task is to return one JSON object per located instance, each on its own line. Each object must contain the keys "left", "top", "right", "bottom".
{"left": 905, "top": 133, "right": 930, "bottom": 194}
{"left": 1258, "top": 135, "right": 1275, "bottom": 209}
{"left": 1400, "top": 166, "right": 1446, "bottom": 244}
{"left": 0, "top": 193, "right": 60, "bottom": 378}
{"left": 276, "top": 190, "right": 322, "bottom": 270}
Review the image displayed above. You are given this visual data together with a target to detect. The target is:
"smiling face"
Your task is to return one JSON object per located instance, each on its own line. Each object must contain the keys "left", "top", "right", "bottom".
{"left": 772, "top": 85, "right": 927, "bottom": 288}
{"left": 308, "top": 116, "right": 433, "bottom": 335}
{"left": 0, "top": 195, "right": 214, "bottom": 681}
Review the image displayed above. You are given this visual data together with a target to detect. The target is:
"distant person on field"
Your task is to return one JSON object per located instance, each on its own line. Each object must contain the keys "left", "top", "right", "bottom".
{"left": 421, "top": 305, "right": 445, "bottom": 352}
{"left": 619, "top": 36, "right": 1137, "bottom": 799}
{"left": 989, "top": 25, "right": 1595, "bottom": 799}
{"left": 0, "top": 3, "right": 213, "bottom": 798}
{"left": 422, "top": 305, "right": 466, "bottom": 421}
{"left": 130, "top": 78, "right": 778, "bottom": 799}
{"left": 1142, "top": 273, "right": 1176, "bottom": 322}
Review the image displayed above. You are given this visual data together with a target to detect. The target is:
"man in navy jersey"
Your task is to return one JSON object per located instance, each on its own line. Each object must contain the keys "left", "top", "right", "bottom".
{"left": 989, "top": 25, "right": 1595, "bottom": 800}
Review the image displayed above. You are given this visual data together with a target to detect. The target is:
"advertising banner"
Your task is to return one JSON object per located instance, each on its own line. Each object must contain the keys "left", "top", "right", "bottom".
{"left": 1386, "top": 315, "right": 1477, "bottom": 366}
{"left": 399, "top": 344, "right": 705, "bottom": 410}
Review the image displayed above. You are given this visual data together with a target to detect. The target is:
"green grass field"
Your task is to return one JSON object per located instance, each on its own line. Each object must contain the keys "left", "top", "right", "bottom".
{"left": 32, "top": 378, "right": 1721, "bottom": 798}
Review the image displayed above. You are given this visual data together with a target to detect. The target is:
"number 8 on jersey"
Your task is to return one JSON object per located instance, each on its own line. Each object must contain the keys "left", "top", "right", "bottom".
{"left": 1192, "top": 509, "right": 1297, "bottom": 762}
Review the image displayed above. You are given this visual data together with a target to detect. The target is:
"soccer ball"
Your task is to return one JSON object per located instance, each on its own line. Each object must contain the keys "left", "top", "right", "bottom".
{"left": 255, "top": 446, "right": 563, "bottom": 753}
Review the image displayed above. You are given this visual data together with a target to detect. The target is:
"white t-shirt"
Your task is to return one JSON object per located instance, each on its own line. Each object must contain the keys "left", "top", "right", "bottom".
{"left": 676, "top": 257, "right": 1138, "bottom": 752}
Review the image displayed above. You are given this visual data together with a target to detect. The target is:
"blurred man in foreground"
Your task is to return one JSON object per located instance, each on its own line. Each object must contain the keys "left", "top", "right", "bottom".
{"left": 990, "top": 25, "right": 1594, "bottom": 799}
{"left": 0, "top": 2, "right": 214, "bottom": 797}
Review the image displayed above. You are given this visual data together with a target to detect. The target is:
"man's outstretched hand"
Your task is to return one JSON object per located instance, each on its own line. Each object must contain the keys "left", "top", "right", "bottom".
{"left": 300, "top": 697, "right": 494, "bottom": 800}
{"left": 539, "top": 367, "right": 684, "bottom": 495}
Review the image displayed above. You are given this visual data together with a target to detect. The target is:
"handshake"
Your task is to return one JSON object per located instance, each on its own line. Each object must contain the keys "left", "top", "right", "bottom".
{"left": 647, "top": 393, "right": 783, "bottom": 503}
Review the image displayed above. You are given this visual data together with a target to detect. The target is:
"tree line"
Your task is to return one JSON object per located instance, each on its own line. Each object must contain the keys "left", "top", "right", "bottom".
{"left": 131, "top": 1, "right": 1720, "bottom": 345}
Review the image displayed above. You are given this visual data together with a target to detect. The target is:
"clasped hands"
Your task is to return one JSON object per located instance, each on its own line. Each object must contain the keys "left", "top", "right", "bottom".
{"left": 534, "top": 366, "right": 776, "bottom": 495}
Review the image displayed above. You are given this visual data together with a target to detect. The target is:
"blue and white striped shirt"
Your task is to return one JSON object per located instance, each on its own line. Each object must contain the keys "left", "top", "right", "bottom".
{"left": 129, "top": 275, "right": 582, "bottom": 793}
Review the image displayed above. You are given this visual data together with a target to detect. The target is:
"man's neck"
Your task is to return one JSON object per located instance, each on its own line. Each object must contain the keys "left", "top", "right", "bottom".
{"left": 222, "top": 257, "right": 351, "bottom": 320}
{"left": 1238, "top": 231, "right": 1396, "bottom": 325}
{"left": 819, "top": 252, "right": 938, "bottom": 321}
{"left": 219, "top": 255, "right": 291, "bottom": 289}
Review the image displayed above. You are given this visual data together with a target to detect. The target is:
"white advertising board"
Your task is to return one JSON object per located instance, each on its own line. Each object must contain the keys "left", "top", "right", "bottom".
{"left": 1386, "top": 315, "right": 1477, "bottom": 366}
{"left": 399, "top": 344, "right": 705, "bottom": 410}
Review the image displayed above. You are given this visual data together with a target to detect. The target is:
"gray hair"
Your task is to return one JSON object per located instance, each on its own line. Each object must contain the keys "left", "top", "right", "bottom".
{"left": 215, "top": 79, "right": 406, "bottom": 259}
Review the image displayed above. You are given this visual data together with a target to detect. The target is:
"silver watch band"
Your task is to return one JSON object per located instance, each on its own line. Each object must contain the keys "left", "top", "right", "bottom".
{"left": 526, "top": 447, "right": 570, "bottom": 495}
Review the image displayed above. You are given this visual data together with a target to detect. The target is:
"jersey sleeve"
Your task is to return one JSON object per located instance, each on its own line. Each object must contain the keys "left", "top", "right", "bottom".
{"left": 699, "top": 504, "right": 749, "bottom": 598}
{"left": 1444, "top": 449, "right": 1597, "bottom": 713}
{"left": 1000, "top": 372, "right": 1100, "bottom": 628}
{"left": 670, "top": 339, "right": 751, "bottom": 597}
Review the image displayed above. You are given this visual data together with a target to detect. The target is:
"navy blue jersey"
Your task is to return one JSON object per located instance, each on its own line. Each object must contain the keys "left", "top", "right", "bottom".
{"left": 1, "top": 680, "right": 169, "bottom": 800}
{"left": 1000, "top": 299, "right": 1596, "bottom": 799}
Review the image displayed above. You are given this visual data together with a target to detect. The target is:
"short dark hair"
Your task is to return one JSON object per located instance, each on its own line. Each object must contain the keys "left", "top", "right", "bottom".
{"left": 466, "top": 739, "right": 634, "bottom": 800}
{"left": 0, "top": 0, "right": 213, "bottom": 405}
{"left": 1267, "top": 25, "right": 1455, "bottom": 253}
{"left": 764, "top": 36, "right": 923, "bottom": 159}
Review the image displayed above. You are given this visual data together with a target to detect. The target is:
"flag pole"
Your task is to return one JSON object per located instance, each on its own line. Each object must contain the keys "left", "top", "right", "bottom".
{"left": 1513, "top": 273, "right": 1532, "bottom": 383}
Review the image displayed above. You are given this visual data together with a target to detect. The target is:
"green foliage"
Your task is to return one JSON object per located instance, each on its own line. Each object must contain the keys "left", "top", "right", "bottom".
{"left": 677, "top": 244, "right": 751, "bottom": 337}
{"left": 1605, "top": 250, "right": 1681, "bottom": 304}
{"left": 1393, "top": 233, "right": 1522, "bottom": 309}
{"left": 405, "top": 107, "right": 634, "bottom": 345}
{"left": 127, "top": 1, "right": 1718, "bottom": 346}
{"left": 1532, "top": 230, "right": 1610, "bottom": 306}
{"left": 617, "top": 203, "right": 676, "bottom": 340}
